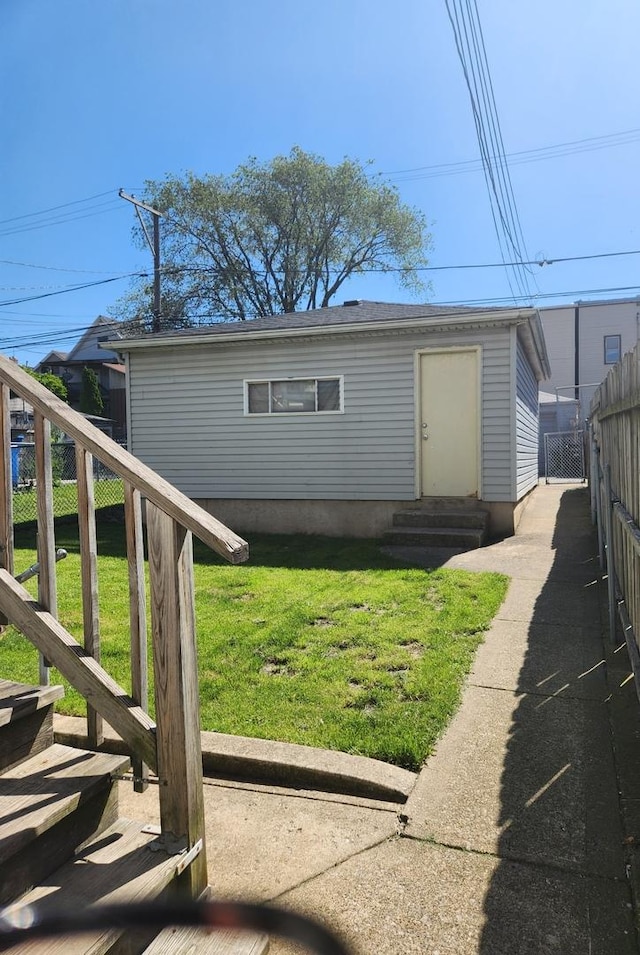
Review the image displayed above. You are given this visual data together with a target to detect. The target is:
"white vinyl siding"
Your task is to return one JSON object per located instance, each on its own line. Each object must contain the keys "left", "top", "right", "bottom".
{"left": 515, "top": 336, "right": 539, "bottom": 497}
{"left": 127, "top": 324, "right": 517, "bottom": 502}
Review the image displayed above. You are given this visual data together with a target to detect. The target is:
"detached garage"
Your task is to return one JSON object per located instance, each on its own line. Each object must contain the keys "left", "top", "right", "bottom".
{"left": 113, "top": 300, "right": 550, "bottom": 539}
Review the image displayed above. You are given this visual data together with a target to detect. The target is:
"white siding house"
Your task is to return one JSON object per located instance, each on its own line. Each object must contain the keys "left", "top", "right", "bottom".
{"left": 114, "top": 301, "right": 550, "bottom": 538}
{"left": 539, "top": 297, "right": 640, "bottom": 423}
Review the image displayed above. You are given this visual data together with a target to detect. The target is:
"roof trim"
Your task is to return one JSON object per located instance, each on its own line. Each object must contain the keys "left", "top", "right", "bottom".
{"left": 106, "top": 307, "right": 540, "bottom": 352}
{"left": 516, "top": 311, "right": 551, "bottom": 381}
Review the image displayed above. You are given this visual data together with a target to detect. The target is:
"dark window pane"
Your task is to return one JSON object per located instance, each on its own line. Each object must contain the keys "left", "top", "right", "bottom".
{"left": 604, "top": 335, "right": 621, "bottom": 364}
{"left": 317, "top": 378, "right": 340, "bottom": 411}
{"left": 248, "top": 382, "right": 269, "bottom": 413}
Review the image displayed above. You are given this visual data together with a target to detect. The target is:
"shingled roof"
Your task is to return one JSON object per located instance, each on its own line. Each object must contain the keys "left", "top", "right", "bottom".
{"left": 119, "top": 299, "right": 513, "bottom": 343}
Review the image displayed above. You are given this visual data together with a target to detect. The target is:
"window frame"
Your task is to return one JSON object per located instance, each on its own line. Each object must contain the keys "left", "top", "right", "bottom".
{"left": 603, "top": 334, "right": 622, "bottom": 365}
{"left": 244, "top": 375, "right": 344, "bottom": 416}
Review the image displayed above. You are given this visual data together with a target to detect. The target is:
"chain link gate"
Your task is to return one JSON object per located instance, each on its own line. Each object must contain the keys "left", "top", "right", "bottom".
{"left": 544, "top": 430, "right": 586, "bottom": 483}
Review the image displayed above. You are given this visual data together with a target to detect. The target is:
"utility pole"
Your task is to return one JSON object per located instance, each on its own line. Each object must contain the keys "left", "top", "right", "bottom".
{"left": 119, "top": 190, "right": 164, "bottom": 333}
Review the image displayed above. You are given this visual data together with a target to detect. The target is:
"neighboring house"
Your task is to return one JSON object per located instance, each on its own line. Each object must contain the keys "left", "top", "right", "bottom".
{"left": 9, "top": 396, "right": 34, "bottom": 441}
{"left": 111, "top": 300, "right": 550, "bottom": 539}
{"left": 37, "top": 316, "right": 127, "bottom": 439}
{"left": 538, "top": 297, "right": 640, "bottom": 424}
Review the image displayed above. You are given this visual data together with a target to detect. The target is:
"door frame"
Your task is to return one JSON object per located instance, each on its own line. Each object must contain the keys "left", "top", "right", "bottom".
{"left": 413, "top": 345, "right": 483, "bottom": 499}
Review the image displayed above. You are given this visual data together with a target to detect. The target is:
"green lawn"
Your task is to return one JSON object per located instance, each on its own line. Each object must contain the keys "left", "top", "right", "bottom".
{"left": 3, "top": 520, "right": 508, "bottom": 771}
{"left": 12, "top": 480, "right": 124, "bottom": 525}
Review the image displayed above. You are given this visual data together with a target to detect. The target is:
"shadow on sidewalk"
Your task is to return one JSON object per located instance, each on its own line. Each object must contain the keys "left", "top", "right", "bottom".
{"left": 478, "top": 487, "right": 638, "bottom": 953}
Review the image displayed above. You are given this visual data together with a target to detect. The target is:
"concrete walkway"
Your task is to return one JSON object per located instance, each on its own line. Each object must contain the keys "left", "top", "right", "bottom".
{"left": 115, "top": 484, "right": 640, "bottom": 954}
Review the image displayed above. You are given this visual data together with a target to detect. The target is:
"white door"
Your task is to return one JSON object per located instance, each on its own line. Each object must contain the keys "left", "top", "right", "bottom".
{"left": 419, "top": 349, "right": 479, "bottom": 497}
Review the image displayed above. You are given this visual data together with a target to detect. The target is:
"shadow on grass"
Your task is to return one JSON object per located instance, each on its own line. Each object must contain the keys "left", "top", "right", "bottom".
{"left": 193, "top": 533, "right": 416, "bottom": 572}
{"left": 14, "top": 508, "right": 425, "bottom": 573}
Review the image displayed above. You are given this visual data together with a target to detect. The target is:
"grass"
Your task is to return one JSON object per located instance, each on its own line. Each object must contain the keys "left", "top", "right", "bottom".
{"left": 3, "top": 519, "right": 508, "bottom": 771}
{"left": 12, "top": 480, "right": 124, "bottom": 525}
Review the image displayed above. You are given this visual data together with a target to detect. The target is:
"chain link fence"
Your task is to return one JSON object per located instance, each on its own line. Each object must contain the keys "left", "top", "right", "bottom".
{"left": 543, "top": 431, "right": 587, "bottom": 483}
{"left": 11, "top": 441, "right": 124, "bottom": 527}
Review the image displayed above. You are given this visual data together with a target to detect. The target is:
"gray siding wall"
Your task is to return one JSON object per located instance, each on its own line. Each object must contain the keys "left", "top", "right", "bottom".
{"left": 515, "top": 336, "right": 539, "bottom": 498}
{"left": 128, "top": 324, "right": 515, "bottom": 503}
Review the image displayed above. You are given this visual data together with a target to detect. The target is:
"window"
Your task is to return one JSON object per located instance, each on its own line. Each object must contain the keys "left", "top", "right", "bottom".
{"left": 604, "top": 335, "right": 621, "bottom": 364}
{"left": 245, "top": 377, "right": 342, "bottom": 414}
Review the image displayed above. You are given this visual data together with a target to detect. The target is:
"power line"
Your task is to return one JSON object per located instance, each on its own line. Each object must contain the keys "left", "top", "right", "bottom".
{"left": 0, "top": 273, "right": 144, "bottom": 308}
{"left": 179, "top": 284, "right": 640, "bottom": 322}
{"left": 445, "top": 0, "right": 523, "bottom": 298}
{"left": 444, "top": 0, "right": 536, "bottom": 301}
{"left": 5, "top": 244, "right": 640, "bottom": 282}
{"left": 3, "top": 283, "right": 640, "bottom": 356}
{"left": 384, "top": 127, "right": 640, "bottom": 180}
{"left": 1, "top": 242, "right": 639, "bottom": 311}
{"left": 436, "top": 284, "right": 640, "bottom": 306}
{"left": 0, "top": 190, "right": 116, "bottom": 227}
{"left": 0, "top": 200, "right": 124, "bottom": 239}
{"left": 0, "top": 257, "right": 127, "bottom": 275}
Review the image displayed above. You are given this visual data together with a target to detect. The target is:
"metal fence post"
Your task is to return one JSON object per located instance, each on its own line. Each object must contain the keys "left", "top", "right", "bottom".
{"left": 603, "top": 463, "right": 617, "bottom": 642}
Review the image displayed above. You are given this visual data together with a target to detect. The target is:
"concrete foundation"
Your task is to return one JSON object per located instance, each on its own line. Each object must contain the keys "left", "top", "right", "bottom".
{"left": 195, "top": 494, "right": 532, "bottom": 541}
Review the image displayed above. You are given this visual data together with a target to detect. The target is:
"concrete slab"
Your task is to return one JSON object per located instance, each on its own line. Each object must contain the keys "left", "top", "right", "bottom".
{"left": 199, "top": 730, "right": 415, "bottom": 802}
{"left": 117, "top": 778, "right": 400, "bottom": 901}
{"left": 266, "top": 839, "right": 636, "bottom": 955}
{"left": 55, "top": 716, "right": 415, "bottom": 803}
{"left": 404, "top": 685, "right": 624, "bottom": 877}
{"left": 470, "top": 619, "right": 608, "bottom": 701}
{"left": 496, "top": 577, "right": 601, "bottom": 629}
{"left": 442, "top": 537, "right": 599, "bottom": 584}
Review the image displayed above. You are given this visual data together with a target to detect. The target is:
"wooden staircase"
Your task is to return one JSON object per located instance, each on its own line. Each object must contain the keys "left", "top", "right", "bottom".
{"left": 0, "top": 681, "right": 267, "bottom": 953}
{"left": 0, "top": 358, "right": 268, "bottom": 953}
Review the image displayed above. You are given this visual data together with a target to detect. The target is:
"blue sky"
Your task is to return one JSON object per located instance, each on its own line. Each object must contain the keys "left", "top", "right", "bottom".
{"left": 2, "top": 0, "right": 640, "bottom": 365}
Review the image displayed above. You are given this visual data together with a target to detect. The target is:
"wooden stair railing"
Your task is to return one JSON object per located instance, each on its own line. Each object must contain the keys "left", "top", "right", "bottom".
{"left": 0, "top": 355, "right": 249, "bottom": 898}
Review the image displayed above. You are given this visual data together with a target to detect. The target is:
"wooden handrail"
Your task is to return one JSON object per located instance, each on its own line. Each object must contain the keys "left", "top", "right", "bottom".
{"left": 0, "top": 355, "right": 248, "bottom": 564}
{"left": 0, "top": 353, "right": 235, "bottom": 896}
{"left": 0, "top": 570, "right": 157, "bottom": 769}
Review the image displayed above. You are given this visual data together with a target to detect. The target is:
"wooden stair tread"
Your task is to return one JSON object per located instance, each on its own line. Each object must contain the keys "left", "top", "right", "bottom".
{"left": 0, "top": 742, "right": 130, "bottom": 862}
{"left": 0, "top": 681, "right": 64, "bottom": 728}
{"left": 144, "top": 926, "right": 268, "bottom": 955}
{"left": 6, "top": 818, "right": 182, "bottom": 955}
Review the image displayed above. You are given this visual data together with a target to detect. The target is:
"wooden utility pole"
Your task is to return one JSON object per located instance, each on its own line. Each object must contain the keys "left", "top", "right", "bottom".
{"left": 119, "top": 190, "right": 163, "bottom": 333}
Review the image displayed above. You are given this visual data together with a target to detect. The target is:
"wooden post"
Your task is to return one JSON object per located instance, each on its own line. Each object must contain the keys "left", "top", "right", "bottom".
{"left": 76, "top": 444, "right": 103, "bottom": 748}
{"left": 593, "top": 442, "right": 605, "bottom": 572}
{"left": 147, "top": 502, "right": 207, "bottom": 897}
{"left": 589, "top": 426, "right": 597, "bottom": 525}
{"left": 603, "top": 464, "right": 617, "bottom": 643}
{"left": 125, "top": 482, "right": 149, "bottom": 791}
{"left": 34, "top": 413, "right": 57, "bottom": 685}
{"left": 0, "top": 384, "right": 14, "bottom": 627}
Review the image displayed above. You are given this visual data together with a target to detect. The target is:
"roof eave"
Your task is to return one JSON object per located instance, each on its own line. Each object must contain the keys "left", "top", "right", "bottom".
{"left": 517, "top": 310, "right": 551, "bottom": 381}
{"left": 106, "top": 307, "right": 540, "bottom": 352}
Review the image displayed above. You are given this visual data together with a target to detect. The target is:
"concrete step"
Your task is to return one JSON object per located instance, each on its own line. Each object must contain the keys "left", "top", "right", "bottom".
{"left": 0, "top": 679, "right": 65, "bottom": 773}
{"left": 0, "top": 742, "right": 130, "bottom": 903}
{"left": 393, "top": 509, "right": 489, "bottom": 530}
{"left": 384, "top": 526, "right": 486, "bottom": 549}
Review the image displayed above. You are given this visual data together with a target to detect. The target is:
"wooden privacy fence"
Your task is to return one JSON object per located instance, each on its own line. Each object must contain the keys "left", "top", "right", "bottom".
{"left": 590, "top": 342, "right": 640, "bottom": 695}
{"left": 0, "top": 355, "right": 249, "bottom": 898}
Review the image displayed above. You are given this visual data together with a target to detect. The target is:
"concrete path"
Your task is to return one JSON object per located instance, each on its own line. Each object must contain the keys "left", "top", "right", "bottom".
{"left": 114, "top": 484, "right": 640, "bottom": 954}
